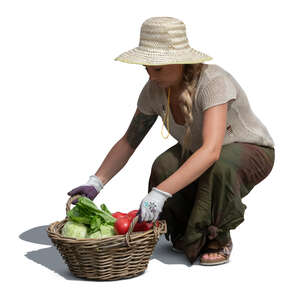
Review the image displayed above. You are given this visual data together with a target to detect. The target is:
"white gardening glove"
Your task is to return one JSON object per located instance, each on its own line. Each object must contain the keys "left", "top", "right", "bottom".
{"left": 138, "top": 187, "right": 172, "bottom": 222}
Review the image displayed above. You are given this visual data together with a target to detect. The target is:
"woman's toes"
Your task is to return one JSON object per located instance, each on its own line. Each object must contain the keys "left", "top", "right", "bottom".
{"left": 202, "top": 252, "right": 223, "bottom": 261}
{"left": 204, "top": 253, "right": 213, "bottom": 260}
{"left": 209, "top": 253, "right": 219, "bottom": 260}
{"left": 202, "top": 253, "right": 209, "bottom": 260}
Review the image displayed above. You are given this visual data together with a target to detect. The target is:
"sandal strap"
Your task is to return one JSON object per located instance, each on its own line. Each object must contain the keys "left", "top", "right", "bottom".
{"left": 201, "top": 240, "right": 233, "bottom": 259}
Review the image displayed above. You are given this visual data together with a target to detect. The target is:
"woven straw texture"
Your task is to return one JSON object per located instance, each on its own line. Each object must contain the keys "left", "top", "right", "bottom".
{"left": 115, "top": 16, "right": 212, "bottom": 66}
{"left": 47, "top": 196, "right": 167, "bottom": 281}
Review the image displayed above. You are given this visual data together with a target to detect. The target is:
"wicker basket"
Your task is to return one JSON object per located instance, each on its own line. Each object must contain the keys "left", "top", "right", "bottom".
{"left": 47, "top": 196, "right": 167, "bottom": 281}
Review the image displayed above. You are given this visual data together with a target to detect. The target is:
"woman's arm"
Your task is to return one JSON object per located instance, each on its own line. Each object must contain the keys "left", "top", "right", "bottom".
{"left": 95, "top": 108, "right": 157, "bottom": 185}
{"left": 156, "top": 102, "right": 228, "bottom": 195}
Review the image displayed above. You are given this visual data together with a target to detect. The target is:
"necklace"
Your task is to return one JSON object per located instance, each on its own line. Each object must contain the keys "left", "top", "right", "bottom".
{"left": 161, "top": 87, "right": 171, "bottom": 139}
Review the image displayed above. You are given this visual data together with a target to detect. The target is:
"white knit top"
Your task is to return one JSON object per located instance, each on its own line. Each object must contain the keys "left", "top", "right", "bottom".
{"left": 137, "top": 64, "right": 275, "bottom": 152}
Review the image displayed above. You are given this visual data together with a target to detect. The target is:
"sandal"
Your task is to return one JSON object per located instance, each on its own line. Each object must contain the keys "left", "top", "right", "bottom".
{"left": 199, "top": 239, "right": 233, "bottom": 266}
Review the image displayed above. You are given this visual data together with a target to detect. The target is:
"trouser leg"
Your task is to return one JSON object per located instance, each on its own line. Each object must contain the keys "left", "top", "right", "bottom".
{"left": 183, "top": 142, "right": 275, "bottom": 263}
{"left": 147, "top": 143, "right": 196, "bottom": 242}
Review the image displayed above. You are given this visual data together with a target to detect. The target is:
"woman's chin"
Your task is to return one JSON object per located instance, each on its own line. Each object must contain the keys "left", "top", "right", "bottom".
{"left": 153, "top": 81, "right": 170, "bottom": 89}
{"left": 156, "top": 82, "right": 167, "bottom": 88}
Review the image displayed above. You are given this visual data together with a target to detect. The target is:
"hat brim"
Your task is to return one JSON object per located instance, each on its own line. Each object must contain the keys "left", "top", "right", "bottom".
{"left": 114, "top": 46, "right": 212, "bottom": 66}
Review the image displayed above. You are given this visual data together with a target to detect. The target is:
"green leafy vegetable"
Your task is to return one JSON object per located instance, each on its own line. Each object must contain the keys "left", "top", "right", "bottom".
{"left": 88, "top": 215, "right": 102, "bottom": 234}
{"left": 65, "top": 197, "right": 116, "bottom": 238}
{"left": 100, "top": 204, "right": 112, "bottom": 215}
{"left": 66, "top": 206, "right": 91, "bottom": 225}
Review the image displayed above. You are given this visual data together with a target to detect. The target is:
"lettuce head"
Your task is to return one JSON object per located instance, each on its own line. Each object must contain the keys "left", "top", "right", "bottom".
{"left": 100, "top": 224, "right": 116, "bottom": 237}
{"left": 61, "top": 221, "right": 88, "bottom": 239}
{"left": 86, "top": 231, "right": 102, "bottom": 239}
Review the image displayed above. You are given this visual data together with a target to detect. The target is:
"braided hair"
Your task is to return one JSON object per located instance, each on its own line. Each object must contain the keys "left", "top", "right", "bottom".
{"left": 177, "top": 63, "right": 203, "bottom": 159}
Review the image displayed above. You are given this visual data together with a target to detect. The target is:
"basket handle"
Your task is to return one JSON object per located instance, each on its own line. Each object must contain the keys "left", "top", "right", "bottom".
{"left": 125, "top": 215, "right": 162, "bottom": 247}
{"left": 125, "top": 215, "right": 139, "bottom": 247}
{"left": 126, "top": 215, "right": 139, "bottom": 236}
{"left": 66, "top": 195, "right": 81, "bottom": 215}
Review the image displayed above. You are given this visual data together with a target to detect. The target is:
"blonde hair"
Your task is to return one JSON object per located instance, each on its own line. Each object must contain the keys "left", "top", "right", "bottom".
{"left": 177, "top": 63, "right": 204, "bottom": 159}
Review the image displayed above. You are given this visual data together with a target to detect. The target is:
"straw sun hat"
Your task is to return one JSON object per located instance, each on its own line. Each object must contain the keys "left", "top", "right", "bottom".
{"left": 114, "top": 16, "right": 212, "bottom": 66}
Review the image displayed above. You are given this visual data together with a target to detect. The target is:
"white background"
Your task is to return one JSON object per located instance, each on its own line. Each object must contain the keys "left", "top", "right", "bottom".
{"left": 1, "top": 0, "right": 299, "bottom": 299}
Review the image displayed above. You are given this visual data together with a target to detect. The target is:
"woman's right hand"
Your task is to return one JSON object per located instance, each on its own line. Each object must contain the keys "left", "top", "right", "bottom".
{"left": 67, "top": 175, "right": 104, "bottom": 204}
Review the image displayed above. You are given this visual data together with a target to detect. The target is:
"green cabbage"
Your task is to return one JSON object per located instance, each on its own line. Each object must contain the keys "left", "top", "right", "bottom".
{"left": 61, "top": 221, "right": 88, "bottom": 239}
{"left": 100, "top": 224, "right": 116, "bottom": 237}
{"left": 85, "top": 225, "right": 115, "bottom": 239}
{"left": 86, "top": 231, "right": 102, "bottom": 239}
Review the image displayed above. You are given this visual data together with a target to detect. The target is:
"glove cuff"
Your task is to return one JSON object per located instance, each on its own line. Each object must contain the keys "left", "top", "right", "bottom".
{"left": 86, "top": 175, "right": 104, "bottom": 193}
{"left": 152, "top": 187, "right": 172, "bottom": 198}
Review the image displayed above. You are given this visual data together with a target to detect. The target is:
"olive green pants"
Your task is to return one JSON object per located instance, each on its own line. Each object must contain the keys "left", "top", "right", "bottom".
{"left": 148, "top": 142, "right": 275, "bottom": 264}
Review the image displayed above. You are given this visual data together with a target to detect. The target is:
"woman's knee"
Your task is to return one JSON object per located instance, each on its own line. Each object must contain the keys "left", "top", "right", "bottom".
{"left": 148, "top": 154, "right": 172, "bottom": 189}
{"left": 151, "top": 151, "right": 179, "bottom": 179}
{"left": 211, "top": 158, "right": 232, "bottom": 178}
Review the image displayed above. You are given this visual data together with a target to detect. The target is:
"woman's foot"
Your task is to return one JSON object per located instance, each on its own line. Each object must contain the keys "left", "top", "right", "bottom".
{"left": 199, "top": 239, "right": 233, "bottom": 266}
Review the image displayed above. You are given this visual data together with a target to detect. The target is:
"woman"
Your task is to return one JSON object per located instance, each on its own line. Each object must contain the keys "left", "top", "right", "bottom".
{"left": 68, "top": 17, "right": 275, "bottom": 266}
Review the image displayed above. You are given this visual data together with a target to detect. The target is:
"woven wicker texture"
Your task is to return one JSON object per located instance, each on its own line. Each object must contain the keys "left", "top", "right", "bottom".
{"left": 47, "top": 196, "right": 167, "bottom": 281}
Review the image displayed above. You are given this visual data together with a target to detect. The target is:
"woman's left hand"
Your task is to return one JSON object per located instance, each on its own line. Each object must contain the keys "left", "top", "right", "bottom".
{"left": 138, "top": 187, "right": 172, "bottom": 222}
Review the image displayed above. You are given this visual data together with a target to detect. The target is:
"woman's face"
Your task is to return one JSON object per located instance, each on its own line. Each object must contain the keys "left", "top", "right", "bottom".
{"left": 143, "top": 64, "right": 183, "bottom": 89}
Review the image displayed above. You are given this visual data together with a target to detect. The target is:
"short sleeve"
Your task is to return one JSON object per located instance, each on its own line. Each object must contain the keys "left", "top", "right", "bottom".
{"left": 137, "top": 80, "right": 157, "bottom": 115}
{"left": 198, "top": 76, "right": 237, "bottom": 111}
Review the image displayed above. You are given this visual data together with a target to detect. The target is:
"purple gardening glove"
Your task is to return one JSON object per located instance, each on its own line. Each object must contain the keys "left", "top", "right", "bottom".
{"left": 67, "top": 175, "right": 104, "bottom": 204}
